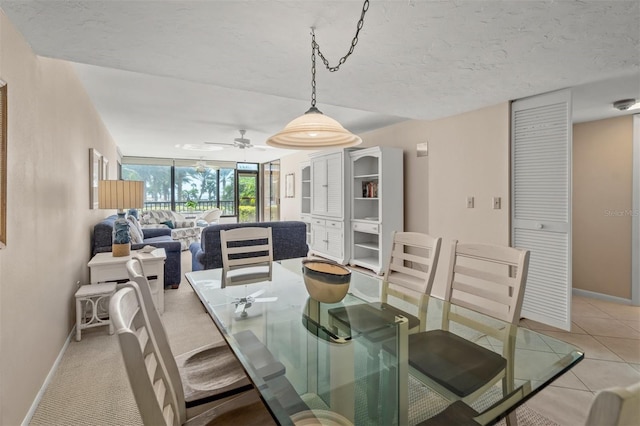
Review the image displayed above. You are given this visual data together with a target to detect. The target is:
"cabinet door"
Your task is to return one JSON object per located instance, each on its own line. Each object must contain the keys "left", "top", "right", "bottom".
{"left": 325, "top": 226, "right": 343, "bottom": 259}
{"left": 325, "top": 153, "right": 343, "bottom": 217}
{"left": 310, "top": 222, "right": 326, "bottom": 252}
{"left": 311, "top": 158, "right": 328, "bottom": 215}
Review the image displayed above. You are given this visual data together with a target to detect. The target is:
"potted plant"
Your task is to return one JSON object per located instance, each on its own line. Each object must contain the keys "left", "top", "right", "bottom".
{"left": 185, "top": 200, "right": 198, "bottom": 211}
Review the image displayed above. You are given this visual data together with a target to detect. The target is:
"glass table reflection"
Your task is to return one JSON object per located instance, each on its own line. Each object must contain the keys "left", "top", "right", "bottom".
{"left": 186, "top": 258, "right": 583, "bottom": 425}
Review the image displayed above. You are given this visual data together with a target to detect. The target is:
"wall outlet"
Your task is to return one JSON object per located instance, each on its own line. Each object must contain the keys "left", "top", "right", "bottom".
{"left": 466, "top": 196, "right": 474, "bottom": 208}
{"left": 493, "top": 197, "right": 501, "bottom": 209}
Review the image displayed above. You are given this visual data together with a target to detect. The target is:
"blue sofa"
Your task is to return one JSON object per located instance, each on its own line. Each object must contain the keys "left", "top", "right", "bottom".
{"left": 92, "top": 215, "right": 183, "bottom": 288}
{"left": 190, "top": 221, "right": 309, "bottom": 271}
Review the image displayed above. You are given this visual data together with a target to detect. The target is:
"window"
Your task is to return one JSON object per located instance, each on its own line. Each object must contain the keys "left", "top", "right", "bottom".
{"left": 122, "top": 163, "right": 172, "bottom": 210}
{"left": 121, "top": 157, "right": 238, "bottom": 216}
{"left": 174, "top": 164, "right": 236, "bottom": 215}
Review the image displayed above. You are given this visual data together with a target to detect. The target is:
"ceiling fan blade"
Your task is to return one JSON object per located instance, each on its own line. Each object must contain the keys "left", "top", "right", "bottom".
{"left": 247, "top": 289, "right": 265, "bottom": 298}
{"left": 204, "top": 141, "right": 234, "bottom": 146}
{"left": 235, "top": 303, "right": 246, "bottom": 314}
{"left": 254, "top": 297, "right": 278, "bottom": 303}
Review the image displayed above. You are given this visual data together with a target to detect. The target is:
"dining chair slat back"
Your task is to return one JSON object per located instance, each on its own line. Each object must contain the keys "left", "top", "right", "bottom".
{"left": 110, "top": 286, "right": 183, "bottom": 425}
{"left": 111, "top": 285, "right": 276, "bottom": 425}
{"left": 220, "top": 227, "right": 273, "bottom": 286}
{"left": 125, "top": 258, "right": 254, "bottom": 408}
{"left": 382, "top": 231, "right": 442, "bottom": 332}
{"left": 406, "top": 241, "right": 530, "bottom": 416}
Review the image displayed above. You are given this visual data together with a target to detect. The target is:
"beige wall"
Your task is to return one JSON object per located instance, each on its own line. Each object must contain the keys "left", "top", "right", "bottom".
{"left": 573, "top": 115, "right": 633, "bottom": 299}
{"left": 280, "top": 103, "right": 511, "bottom": 297}
{"left": 0, "top": 11, "right": 118, "bottom": 424}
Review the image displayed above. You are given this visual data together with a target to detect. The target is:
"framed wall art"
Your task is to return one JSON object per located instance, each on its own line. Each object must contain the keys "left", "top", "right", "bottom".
{"left": 0, "top": 82, "right": 7, "bottom": 247}
{"left": 89, "top": 148, "right": 101, "bottom": 209}
{"left": 285, "top": 173, "right": 295, "bottom": 198}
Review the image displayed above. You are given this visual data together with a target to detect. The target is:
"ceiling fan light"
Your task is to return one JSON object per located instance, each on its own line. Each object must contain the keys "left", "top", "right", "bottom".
{"left": 267, "top": 109, "right": 362, "bottom": 150}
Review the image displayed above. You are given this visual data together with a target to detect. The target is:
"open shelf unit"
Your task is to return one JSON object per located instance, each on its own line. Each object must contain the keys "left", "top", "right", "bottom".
{"left": 300, "top": 162, "right": 311, "bottom": 244}
{"left": 349, "top": 147, "right": 403, "bottom": 274}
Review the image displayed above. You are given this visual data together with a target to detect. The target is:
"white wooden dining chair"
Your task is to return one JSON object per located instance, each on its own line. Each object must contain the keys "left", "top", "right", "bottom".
{"left": 380, "top": 231, "right": 442, "bottom": 333}
{"left": 125, "top": 258, "right": 285, "bottom": 410}
{"left": 329, "top": 231, "right": 442, "bottom": 337}
{"left": 405, "top": 241, "right": 530, "bottom": 423}
{"left": 220, "top": 227, "right": 273, "bottom": 287}
{"left": 585, "top": 381, "right": 640, "bottom": 426}
{"left": 109, "top": 286, "right": 276, "bottom": 425}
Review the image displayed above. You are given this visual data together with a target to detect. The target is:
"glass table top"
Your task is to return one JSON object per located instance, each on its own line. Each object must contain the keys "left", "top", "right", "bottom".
{"left": 186, "top": 258, "right": 583, "bottom": 425}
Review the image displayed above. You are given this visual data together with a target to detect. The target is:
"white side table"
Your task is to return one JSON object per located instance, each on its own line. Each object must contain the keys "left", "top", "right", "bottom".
{"left": 88, "top": 248, "right": 166, "bottom": 314}
{"left": 75, "top": 282, "right": 117, "bottom": 341}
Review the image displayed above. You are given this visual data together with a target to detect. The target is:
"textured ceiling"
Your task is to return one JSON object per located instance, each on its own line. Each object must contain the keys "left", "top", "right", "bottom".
{"left": 1, "top": 0, "right": 639, "bottom": 162}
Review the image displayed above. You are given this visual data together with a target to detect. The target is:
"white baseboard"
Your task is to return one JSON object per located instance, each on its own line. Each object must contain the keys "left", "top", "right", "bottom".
{"left": 572, "top": 288, "right": 636, "bottom": 306}
{"left": 22, "top": 326, "right": 76, "bottom": 426}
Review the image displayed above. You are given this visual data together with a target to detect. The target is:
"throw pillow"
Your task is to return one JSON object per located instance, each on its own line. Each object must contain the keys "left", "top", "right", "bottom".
{"left": 127, "top": 219, "right": 144, "bottom": 244}
{"left": 161, "top": 220, "right": 175, "bottom": 229}
{"left": 127, "top": 215, "right": 144, "bottom": 239}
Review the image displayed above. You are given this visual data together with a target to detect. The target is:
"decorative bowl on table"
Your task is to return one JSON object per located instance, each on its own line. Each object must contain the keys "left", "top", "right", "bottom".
{"left": 301, "top": 259, "right": 351, "bottom": 303}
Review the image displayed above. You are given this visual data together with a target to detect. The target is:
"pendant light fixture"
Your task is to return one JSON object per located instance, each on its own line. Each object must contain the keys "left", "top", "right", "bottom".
{"left": 267, "top": 1, "right": 370, "bottom": 150}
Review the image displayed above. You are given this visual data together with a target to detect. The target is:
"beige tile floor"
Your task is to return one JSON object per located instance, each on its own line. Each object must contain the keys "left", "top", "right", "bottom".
{"left": 522, "top": 295, "right": 640, "bottom": 425}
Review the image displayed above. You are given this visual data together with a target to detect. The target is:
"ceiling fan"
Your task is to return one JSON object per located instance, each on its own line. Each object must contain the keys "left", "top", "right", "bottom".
{"left": 205, "top": 129, "right": 265, "bottom": 150}
{"left": 194, "top": 157, "right": 218, "bottom": 173}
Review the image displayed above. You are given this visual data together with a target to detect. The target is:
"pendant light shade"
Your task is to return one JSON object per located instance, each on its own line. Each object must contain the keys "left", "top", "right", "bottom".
{"left": 267, "top": 107, "right": 362, "bottom": 150}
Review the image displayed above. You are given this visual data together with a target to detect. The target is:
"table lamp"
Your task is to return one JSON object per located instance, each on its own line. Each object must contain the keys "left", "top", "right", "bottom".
{"left": 98, "top": 180, "right": 144, "bottom": 257}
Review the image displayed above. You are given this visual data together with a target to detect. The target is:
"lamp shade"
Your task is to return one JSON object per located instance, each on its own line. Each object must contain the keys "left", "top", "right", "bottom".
{"left": 267, "top": 109, "right": 362, "bottom": 150}
{"left": 98, "top": 180, "right": 144, "bottom": 210}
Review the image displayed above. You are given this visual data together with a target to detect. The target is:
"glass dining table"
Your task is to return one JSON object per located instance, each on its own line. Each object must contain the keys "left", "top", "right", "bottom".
{"left": 186, "top": 258, "right": 583, "bottom": 426}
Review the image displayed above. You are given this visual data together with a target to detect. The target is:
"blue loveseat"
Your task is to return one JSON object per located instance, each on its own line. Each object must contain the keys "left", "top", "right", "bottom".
{"left": 190, "top": 221, "right": 309, "bottom": 271}
{"left": 92, "top": 215, "right": 183, "bottom": 288}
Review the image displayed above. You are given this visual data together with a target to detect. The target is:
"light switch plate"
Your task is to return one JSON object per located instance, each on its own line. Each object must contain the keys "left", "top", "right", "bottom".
{"left": 493, "top": 197, "right": 501, "bottom": 209}
{"left": 467, "top": 196, "right": 474, "bottom": 208}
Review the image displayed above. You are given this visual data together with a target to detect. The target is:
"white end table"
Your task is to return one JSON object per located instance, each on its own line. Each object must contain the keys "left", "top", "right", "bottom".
{"left": 75, "top": 282, "right": 117, "bottom": 341}
{"left": 88, "top": 248, "right": 166, "bottom": 314}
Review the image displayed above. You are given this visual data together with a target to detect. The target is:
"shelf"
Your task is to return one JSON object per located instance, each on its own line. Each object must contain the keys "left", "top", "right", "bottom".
{"left": 354, "top": 197, "right": 379, "bottom": 201}
{"left": 351, "top": 256, "right": 380, "bottom": 270}
{"left": 302, "top": 196, "right": 311, "bottom": 199}
{"left": 302, "top": 180, "right": 311, "bottom": 183}
{"left": 354, "top": 174, "right": 379, "bottom": 179}
{"left": 354, "top": 242, "right": 379, "bottom": 251}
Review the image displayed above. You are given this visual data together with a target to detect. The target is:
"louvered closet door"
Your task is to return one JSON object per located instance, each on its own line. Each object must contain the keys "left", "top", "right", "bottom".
{"left": 512, "top": 89, "right": 572, "bottom": 330}
{"left": 325, "top": 152, "right": 343, "bottom": 218}
{"left": 312, "top": 158, "right": 328, "bottom": 215}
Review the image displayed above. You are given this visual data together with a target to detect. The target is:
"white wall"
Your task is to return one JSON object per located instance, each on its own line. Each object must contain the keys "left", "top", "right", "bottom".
{"left": 280, "top": 103, "right": 511, "bottom": 298}
{"left": 0, "top": 11, "right": 119, "bottom": 424}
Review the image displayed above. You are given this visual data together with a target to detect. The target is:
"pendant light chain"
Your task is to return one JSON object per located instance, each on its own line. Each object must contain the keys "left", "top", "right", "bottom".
{"left": 315, "top": 0, "right": 370, "bottom": 72}
{"left": 309, "top": 0, "right": 370, "bottom": 110}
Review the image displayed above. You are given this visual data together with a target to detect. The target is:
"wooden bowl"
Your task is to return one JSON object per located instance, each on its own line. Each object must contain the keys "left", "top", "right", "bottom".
{"left": 301, "top": 259, "right": 351, "bottom": 303}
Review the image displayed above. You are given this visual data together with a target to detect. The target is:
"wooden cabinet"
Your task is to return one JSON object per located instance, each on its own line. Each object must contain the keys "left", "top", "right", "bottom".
{"left": 311, "top": 151, "right": 344, "bottom": 218}
{"left": 308, "top": 150, "right": 352, "bottom": 263}
{"left": 350, "top": 147, "right": 403, "bottom": 274}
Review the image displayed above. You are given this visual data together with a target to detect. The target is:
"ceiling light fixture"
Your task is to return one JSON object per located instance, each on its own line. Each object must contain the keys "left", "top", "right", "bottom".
{"left": 613, "top": 98, "right": 640, "bottom": 111}
{"left": 267, "top": 0, "right": 370, "bottom": 150}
